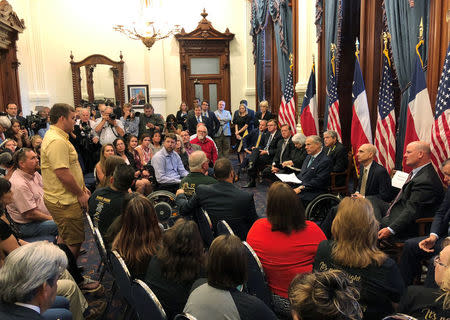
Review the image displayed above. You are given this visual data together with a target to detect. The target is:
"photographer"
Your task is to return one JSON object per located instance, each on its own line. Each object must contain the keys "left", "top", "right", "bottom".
{"left": 120, "top": 102, "right": 140, "bottom": 136}
{"left": 94, "top": 106, "right": 124, "bottom": 145}
{"left": 138, "top": 103, "right": 164, "bottom": 138}
{"left": 6, "top": 119, "right": 31, "bottom": 148}
{"left": 73, "top": 108, "right": 101, "bottom": 173}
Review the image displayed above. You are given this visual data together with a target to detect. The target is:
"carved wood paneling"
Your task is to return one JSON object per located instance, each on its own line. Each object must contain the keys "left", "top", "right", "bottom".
{"left": 0, "top": 0, "right": 24, "bottom": 111}
{"left": 70, "top": 53, "right": 125, "bottom": 107}
{"left": 175, "top": 10, "right": 234, "bottom": 110}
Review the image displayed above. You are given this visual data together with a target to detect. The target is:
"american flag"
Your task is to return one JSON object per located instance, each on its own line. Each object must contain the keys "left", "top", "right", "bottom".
{"left": 430, "top": 45, "right": 450, "bottom": 180}
{"left": 278, "top": 68, "right": 297, "bottom": 134}
{"left": 326, "top": 67, "right": 342, "bottom": 142}
{"left": 374, "top": 51, "right": 396, "bottom": 173}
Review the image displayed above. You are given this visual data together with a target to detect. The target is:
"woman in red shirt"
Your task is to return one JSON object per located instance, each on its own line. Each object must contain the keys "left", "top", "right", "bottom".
{"left": 246, "top": 181, "right": 326, "bottom": 318}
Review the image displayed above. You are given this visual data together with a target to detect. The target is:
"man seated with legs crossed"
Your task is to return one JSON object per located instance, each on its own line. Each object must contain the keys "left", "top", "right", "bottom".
{"left": 6, "top": 148, "right": 58, "bottom": 239}
{"left": 399, "top": 158, "right": 450, "bottom": 286}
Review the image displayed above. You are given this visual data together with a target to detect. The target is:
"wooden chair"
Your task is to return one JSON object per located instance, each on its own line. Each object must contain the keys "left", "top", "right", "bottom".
{"left": 330, "top": 151, "right": 352, "bottom": 196}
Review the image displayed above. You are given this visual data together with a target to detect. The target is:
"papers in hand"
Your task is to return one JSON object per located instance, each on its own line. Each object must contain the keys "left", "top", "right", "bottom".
{"left": 275, "top": 172, "right": 302, "bottom": 184}
{"left": 391, "top": 171, "right": 409, "bottom": 189}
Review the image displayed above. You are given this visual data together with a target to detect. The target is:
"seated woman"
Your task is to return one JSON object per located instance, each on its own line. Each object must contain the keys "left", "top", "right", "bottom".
{"left": 175, "top": 134, "right": 189, "bottom": 171}
{"left": 95, "top": 143, "right": 115, "bottom": 185}
{"left": 313, "top": 197, "right": 405, "bottom": 320}
{"left": 6, "top": 119, "right": 30, "bottom": 149}
{"left": 145, "top": 218, "right": 205, "bottom": 319}
{"left": 254, "top": 100, "right": 272, "bottom": 128}
{"left": 97, "top": 155, "right": 125, "bottom": 189}
{"left": 246, "top": 181, "right": 326, "bottom": 317}
{"left": 135, "top": 133, "right": 153, "bottom": 165}
{"left": 111, "top": 193, "right": 162, "bottom": 279}
{"left": 397, "top": 239, "right": 450, "bottom": 319}
{"left": 150, "top": 130, "right": 162, "bottom": 154}
{"left": 164, "top": 114, "right": 180, "bottom": 135}
{"left": 0, "top": 138, "right": 17, "bottom": 153}
{"left": 30, "top": 134, "right": 43, "bottom": 157}
{"left": 125, "top": 135, "right": 152, "bottom": 195}
{"left": 184, "top": 234, "right": 277, "bottom": 320}
{"left": 288, "top": 269, "right": 363, "bottom": 320}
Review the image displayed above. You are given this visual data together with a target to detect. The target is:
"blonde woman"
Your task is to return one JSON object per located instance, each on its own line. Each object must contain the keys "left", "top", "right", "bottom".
{"left": 313, "top": 197, "right": 405, "bottom": 320}
{"left": 232, "top": 103, "right": 249, "bottom": 164}
{"left": 94, "top": 144, "right": 115, "bottom": 184}
{"left": 398, "top": 239, "right": 450, "bottom": 319}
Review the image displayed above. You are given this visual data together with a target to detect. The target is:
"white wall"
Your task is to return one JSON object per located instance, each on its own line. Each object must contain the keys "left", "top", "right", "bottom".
{"left": 9, "top": 0, "right": 256, "bottom": 116}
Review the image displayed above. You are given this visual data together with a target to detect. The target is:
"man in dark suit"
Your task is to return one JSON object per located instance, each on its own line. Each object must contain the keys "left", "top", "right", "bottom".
{"left": 245, "top": 119, "right": 281, "bottom": 187}
{"left": 323, "top": 130, "right": 347, "bottom": 186}
{"left": 399, "top": 158, "right": 450, "bottom": 286}
{"left": 200, "top": 100, "right": 220, "bottom": 137}
{"left": 5, "top": 103, "right": 27, "bottom": 128}
{"left": 376, "top": 141, "right": 444, "bottom": 241}
{"left": 241, "top": 119, "right": 268, "bottom": 170}
{"left": 0, "top": 241, "right": 68, "bottom": 320}
{"left": 352, "top": 143, "right": 395, "bottom": 204}
{"left": 175, "top": 158, "right": 258, "bottom": 240}
{"left": 294, "top": 135, "right": 332, "bottom": 208}
{"left": 187, "top": 105, "right": 214, "bottom": 136}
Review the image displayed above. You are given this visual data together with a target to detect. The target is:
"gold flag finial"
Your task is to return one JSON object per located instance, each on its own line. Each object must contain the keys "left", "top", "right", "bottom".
{"left": 355, "top": 37, "right": 360, "bottom": 60}
{"left": 418, "top": 17, "right": 423, "bottom": 41}
{"left": 289, "top": 53, "right": 294, "bottom": 71}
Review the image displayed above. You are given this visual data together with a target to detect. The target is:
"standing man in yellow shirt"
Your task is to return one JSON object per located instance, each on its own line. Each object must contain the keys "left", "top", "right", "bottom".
{"left": 41, "top": 103, "right": 90, "bottom": 260}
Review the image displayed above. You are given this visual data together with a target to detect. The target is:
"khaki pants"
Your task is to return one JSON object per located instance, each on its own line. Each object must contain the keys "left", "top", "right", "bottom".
{"left": 58, "top": 269, "right": 88, "bottom": 320}
{"left": 214, "top": 133, "right": 230, "bottom": 159}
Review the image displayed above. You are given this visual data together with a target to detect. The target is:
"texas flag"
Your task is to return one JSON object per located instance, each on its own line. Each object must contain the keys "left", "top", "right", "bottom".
{"left": 300, "top": 63, "right": 318, "bottom": 136}
{"left": 351, "top": 55, "right": 372, "bottom": 175}
{"left": 402, "top": 53, "right": 434, "bottom": 172}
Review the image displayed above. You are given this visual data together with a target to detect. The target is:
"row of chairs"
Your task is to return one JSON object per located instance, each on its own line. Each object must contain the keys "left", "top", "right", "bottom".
{"left": 85, "top": 210, "right": 198, "bottom": 319}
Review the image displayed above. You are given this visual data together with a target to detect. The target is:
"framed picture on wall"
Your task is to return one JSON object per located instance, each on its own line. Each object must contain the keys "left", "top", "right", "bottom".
{"left": 127, "top": 84, "right": 149, "bottom": 106}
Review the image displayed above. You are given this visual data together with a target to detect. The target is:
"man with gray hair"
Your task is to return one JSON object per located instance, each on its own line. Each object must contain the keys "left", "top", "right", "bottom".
{"left": 294, "top": 135, "right": 332, "bottom": 207}
{"left": 352, "top": 143, "right": 394, "bottom": 202}
{"left": 94, "top": 106, "right": 124, "bottom": 145}
{"left": 323, "top": 130, "right": 347, "bottom": 186}
{"left": 0, "top": 241, "right": 68, "bottom": 319}
{"left": 0, "top": 115, "right": 11, "bottom": 143}
{"left": 180, "top": 150, "right": 217, "bottom": 196}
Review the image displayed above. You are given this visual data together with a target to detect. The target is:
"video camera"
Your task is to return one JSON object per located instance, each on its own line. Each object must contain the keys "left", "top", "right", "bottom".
{"left": 26, "top": 112, "right": 47, "bottom": 131}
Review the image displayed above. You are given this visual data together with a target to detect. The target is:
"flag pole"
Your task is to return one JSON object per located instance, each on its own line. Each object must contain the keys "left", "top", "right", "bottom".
{"left": 352, "top": 37, "right": 361, "bottom": 177}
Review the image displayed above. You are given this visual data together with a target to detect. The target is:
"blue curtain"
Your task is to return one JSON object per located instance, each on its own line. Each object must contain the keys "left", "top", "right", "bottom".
{"left": 251, "top": 0, "right": 292, "bottom": 101}
{"left": 384, "top": 0, "right": 429, "bottom": 169}
{"left": 322, "top": 0, "right": 340, "bottom": 131}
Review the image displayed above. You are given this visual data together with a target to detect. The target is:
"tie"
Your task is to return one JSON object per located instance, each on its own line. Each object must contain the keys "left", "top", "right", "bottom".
{"left": 197, "top": 116, "right": 200, "bottom": 123}
{"left": 360, "top": 168, "right": 369, "bottom": 196}
{"left": 307, "top": 156, "right": 315, "bottom": 168}
{"left": 264, "top": 134, "right": 273, "bottom": 151}
{"left": 386, "top": 172, "right": 413, "bottom": 217}
{"left": 280, "top": 140, "right": 287, "bottom": 160}
{"left": 255, "top": 132, "right": 262, "bottom": 148}
{"left": 203, "top": 112, "right": 208, "bottom": 118}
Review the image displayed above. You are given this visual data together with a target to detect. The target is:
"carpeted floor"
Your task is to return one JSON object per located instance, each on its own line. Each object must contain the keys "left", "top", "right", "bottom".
{"left": 78, "top": 153, "right": 270, "bottom": 319}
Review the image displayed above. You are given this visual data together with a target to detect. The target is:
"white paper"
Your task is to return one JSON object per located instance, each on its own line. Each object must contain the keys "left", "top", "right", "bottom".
{"left": 275, "top": 172, "right": 302, "bottom": 184}
{"left": 392, "top": 171, "right": 409, "bottom": 189}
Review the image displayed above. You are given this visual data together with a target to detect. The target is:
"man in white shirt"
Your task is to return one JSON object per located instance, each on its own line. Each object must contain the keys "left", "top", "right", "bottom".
{"left": 94, "top": 106, "right": 124, "bottom": 145}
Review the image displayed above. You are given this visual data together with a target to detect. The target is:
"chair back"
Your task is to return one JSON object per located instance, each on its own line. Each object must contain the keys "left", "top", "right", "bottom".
{"left": 85, "top": 210, "right": 95, "bottom": 234}
{"left": 216, "top": 220, "right": 235, "bottom": 236}
{"left": 109, "top": 250, "right": 133, "bottom": 304}
{"left": 242, "top": 241, "right": 273, "bottom": 308}
{"left": 93, "top": 227, "right": 108, "bottom": 263}
{"left": 197, "top": 208, "right": 214, "bottom": 247}
{"left": 130, "top": 279, "right": 167, "bottom": 320}
{"left": 174, "top": 313, "right": 197, "bottom": 320}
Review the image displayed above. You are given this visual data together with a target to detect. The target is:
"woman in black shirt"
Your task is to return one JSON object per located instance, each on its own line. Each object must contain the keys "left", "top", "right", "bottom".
{"left": 313, "top": 197, "right": 404, "bottom": 320}
{"left": 145, "top": 218, "right": 205, "bottom": 319}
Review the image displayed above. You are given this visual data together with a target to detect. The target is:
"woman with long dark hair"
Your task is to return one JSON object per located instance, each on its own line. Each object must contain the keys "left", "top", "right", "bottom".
{"left": 112, "top": 193, "right": 162, "bottom": 279}
{"left": 247, "top": 181, "right": 326, "bottom": 317}
{"left": 6, "top": 119, "right": 30, "bottom": 148}
{"left": 145, "top": 218, "right": 205, "bottom": 319}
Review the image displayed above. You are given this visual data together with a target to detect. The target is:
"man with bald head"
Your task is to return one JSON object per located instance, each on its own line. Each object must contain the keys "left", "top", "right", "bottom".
{"left": 352, "top": 144, "right": 394, "bottom": 203}
{"left": 376, "top": 141, "right": 444, "bottom": 240}
{"left": 180, "top": 150, "right": 217, "bottom": 197}
{"left": 190, "top": 124, "right": 218, "bottom": 166}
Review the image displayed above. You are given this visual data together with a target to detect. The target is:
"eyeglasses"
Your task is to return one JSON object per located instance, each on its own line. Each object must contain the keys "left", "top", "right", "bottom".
{"left": 434, "top": 255, "right": 448, "bottom": 268}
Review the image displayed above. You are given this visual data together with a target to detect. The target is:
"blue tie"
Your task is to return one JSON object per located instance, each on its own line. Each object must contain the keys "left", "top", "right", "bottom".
{"left": 307, "top": 156, "right": 315, "bottom": 168}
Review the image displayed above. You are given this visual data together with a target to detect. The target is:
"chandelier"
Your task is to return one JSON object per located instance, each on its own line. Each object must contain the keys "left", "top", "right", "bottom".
{"left": 113, "top": 0, "right": 181, "bottom": 50}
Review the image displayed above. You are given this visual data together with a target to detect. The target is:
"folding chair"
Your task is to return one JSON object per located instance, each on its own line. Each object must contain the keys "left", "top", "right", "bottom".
{"left": 130, "top": 279, "right": 167, "bottom": 320}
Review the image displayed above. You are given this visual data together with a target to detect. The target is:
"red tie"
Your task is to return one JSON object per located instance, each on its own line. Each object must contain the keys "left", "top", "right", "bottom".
{"left": 385, "top": 172, "right": 413, "bottom": 217}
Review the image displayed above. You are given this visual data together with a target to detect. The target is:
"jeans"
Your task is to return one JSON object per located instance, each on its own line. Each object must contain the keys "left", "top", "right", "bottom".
{"left": 17, "top": 220, "right": 58, "bottom": 238}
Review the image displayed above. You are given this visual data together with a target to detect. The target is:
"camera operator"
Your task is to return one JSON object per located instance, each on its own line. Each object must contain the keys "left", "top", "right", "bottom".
{"left": 120, "top": 102, "right": 140, "bottom": 136}
{"left": 94, "top": 106, "right": 124, "bottom": 145}
{"left": 73, "top": 108, "right": 101, "bottom": 173}
{"left": 31, "top": 107, "right": 50, "bottom": 138}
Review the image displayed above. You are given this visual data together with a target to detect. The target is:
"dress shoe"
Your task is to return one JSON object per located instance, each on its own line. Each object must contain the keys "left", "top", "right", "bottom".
{"left": 243, "top": 179, "right": 256, "bottom": 188}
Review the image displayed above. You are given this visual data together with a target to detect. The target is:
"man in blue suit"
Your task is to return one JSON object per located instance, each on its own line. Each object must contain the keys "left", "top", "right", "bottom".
{"left": 399, "top": 158, "right": 450, "bottom": 286}
{"left": 294, "top": 135, "right": 332, "bottom": 208}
